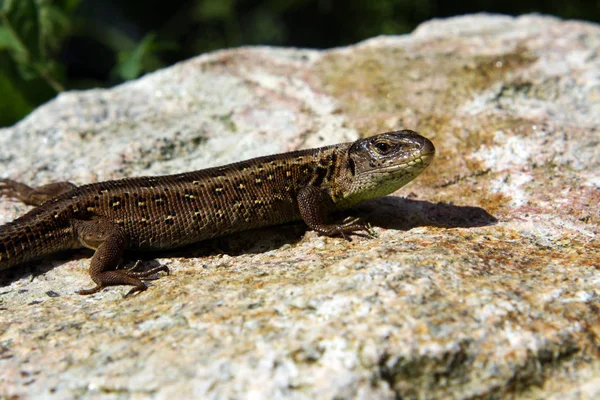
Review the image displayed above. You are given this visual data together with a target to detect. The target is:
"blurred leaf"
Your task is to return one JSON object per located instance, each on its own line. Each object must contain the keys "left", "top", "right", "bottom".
{"left": 113, "top": 33, "right": 158, "bottom": 81}
{"left": 0, "top": 55, "right": 55, "bottom": 126}
{"left": 0, "top": 71, "right": 33, "bottom": 126}
{"left": 39, "top": 3, "right": 72, "bottom": 52}
{"left": 247, "top": 8, "right": 285, "bottom": 44}
{"left": 55, "top": 0, "right": 82, "bottom": 13}
{"left": 0, "top": 25, "right": 26, "bottom": 55}
{"left": 0, "top": 0, "right": 41, "bottom": 61}
{"left": 196, "top": 0, "right": 234, "bottom": 20}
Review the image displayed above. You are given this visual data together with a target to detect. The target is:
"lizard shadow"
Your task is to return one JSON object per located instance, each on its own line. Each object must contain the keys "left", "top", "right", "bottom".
{"left": 140, "top": 224, "right": 307, "bottom": 260}
{"left": 0, "top": 197, "right": 497, "bottom": 286}
{"left": 353, "top": 196, "right": 498, "bottom": 231}
{"left": 0, "top": 251, "right": 90, "bottom": 289}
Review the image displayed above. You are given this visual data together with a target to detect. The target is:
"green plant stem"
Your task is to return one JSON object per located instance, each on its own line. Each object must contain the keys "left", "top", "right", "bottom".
{"left": 35, "top": 65, "right": 64, "bottom": 92}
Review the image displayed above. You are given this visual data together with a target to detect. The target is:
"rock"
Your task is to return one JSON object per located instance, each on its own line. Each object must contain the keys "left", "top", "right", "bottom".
{"left": 1, "top": 13, "right": 599, "bottom": 399}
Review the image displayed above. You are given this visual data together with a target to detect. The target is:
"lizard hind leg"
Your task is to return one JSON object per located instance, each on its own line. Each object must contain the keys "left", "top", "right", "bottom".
{"left": 73, "top": 218, "right": 169, "bottom": 297}
{"left": 0, "top": 179, "right": 77, "bottom": 206}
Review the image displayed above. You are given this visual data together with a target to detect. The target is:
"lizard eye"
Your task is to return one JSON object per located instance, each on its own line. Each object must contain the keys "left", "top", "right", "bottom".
{"left": 374, "top": 141, "right": 393, "bottom": 154}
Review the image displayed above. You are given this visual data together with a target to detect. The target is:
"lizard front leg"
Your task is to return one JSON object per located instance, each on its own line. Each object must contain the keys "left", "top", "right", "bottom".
{"left": 297, "top": 186, "right": 373, "bottom": 238}
{"left": 0, "top": 179, "right": 77, "bottom": 206}
{"left": 73, "top": 218, "right": 169, "bottom": 296}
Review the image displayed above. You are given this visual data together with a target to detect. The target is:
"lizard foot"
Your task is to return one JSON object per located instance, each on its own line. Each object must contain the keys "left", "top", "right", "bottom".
{"left": 77, "top": 263, "right": 169, "bottom": 297}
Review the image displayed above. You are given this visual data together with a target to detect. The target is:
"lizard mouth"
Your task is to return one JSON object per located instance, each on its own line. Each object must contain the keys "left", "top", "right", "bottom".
{"left": 418, "top": 151, "right": 435, "bottom": 167}
{"left": 368, "top": 152, "right": 434, "bottom": 175}
{"left": 378, "top": 134, "right": 435, "bottom": 173}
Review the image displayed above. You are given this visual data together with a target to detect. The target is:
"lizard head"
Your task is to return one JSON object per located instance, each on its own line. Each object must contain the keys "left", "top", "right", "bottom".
{"left": 334, "top": 130, "right": 435, "bottom": 209}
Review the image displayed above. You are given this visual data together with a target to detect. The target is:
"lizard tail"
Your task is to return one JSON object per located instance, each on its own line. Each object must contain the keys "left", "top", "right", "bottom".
{"left": 0, "top": 213, "right": 75, "bottom": 271}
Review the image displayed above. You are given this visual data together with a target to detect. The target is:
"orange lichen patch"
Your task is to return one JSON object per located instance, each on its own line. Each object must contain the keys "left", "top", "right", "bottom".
{"left": 428, "top": 226, "right": 599, "bottom": 279}
{"left": 314, "top": 44, "right": 537, "bottom": 136}
{"left": 473, "top": 192, "right": 511, "bottom": 217}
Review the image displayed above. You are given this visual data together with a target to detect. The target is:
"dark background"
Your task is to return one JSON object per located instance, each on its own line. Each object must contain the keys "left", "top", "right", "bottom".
{"left": 1, "top": 0, "right": 598, "bottom": 126}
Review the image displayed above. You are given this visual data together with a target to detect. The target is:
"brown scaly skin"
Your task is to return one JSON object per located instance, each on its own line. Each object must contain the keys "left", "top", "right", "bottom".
{"left": 0, "top": 130, "right": 435, "bottom": 296}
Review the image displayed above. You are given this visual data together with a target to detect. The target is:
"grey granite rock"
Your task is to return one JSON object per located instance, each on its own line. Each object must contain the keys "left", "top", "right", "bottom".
{"left": 1, "top": 13, "right": 599, "bottom": 400}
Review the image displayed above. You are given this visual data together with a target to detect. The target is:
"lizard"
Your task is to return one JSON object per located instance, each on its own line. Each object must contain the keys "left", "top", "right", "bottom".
{"left": 0, "top": 130, "right": 435, "bottom": 296}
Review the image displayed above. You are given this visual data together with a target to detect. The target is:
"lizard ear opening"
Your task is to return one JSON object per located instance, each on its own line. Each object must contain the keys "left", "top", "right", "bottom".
{"left": 346, "top": 157, "right": 356, "bottom": 176}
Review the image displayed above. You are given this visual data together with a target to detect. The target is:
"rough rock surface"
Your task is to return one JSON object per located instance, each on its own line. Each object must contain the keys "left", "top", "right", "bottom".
{"left": 1, "top": 14, "right": 599, "bottom": 399}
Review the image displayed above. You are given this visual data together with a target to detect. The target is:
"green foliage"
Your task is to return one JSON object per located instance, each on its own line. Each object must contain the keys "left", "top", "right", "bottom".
{"left": 0, "top": 0, "right": 77, "bottom": 126}
{"left": 0, "top": 0, "right": 175, "bottom": 126}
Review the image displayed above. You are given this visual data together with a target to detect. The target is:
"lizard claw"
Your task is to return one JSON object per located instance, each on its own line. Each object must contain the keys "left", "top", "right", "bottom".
{"left": 123, "top": 284, "right": 149, "bottom": 298}
{"left": 325, "top": 216, "right": 376, "bottom": 240}
{"left": 123, "top": 262, "right": 170, "bottom": 279}
{"left": 125, "top": 260, "right": 145, "bottom": 272}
